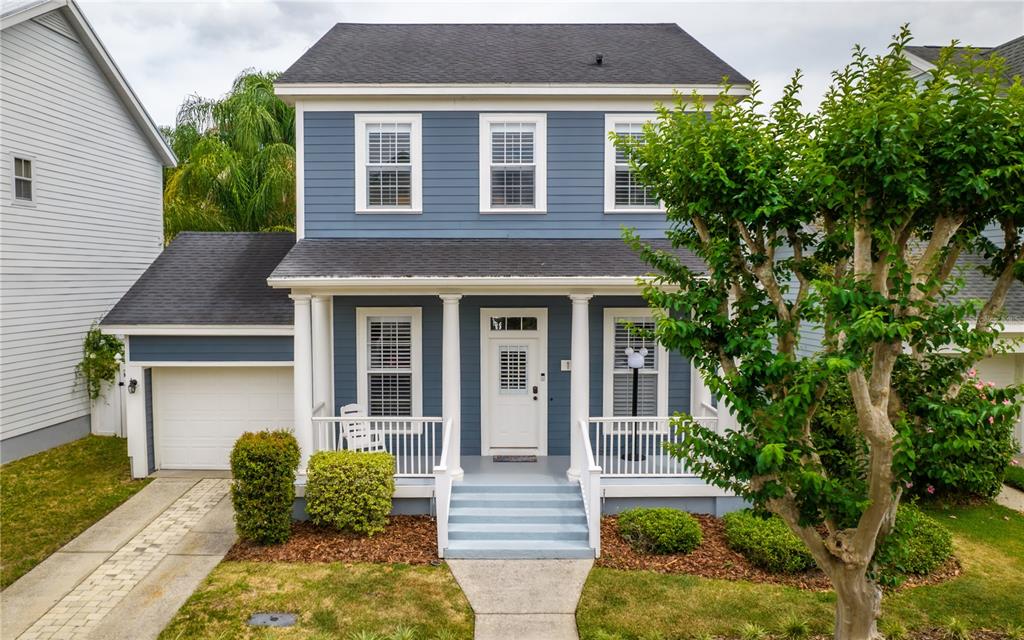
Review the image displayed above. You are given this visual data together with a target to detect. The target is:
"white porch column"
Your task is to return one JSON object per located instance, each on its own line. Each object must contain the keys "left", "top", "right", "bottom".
{"left": 311, "top": 295, "right": 333, "bottom": 415}
{"left": 440, "top": 294, "right": 464, "bottom": 479}
{"left": 292, "top": 294, "right": 315, "bottom": 473}
{"left": 568, "top": 294, "right": 592, "bottom": 481}
{"left": 124, "top": 364, "right": 148, "bottom": 479}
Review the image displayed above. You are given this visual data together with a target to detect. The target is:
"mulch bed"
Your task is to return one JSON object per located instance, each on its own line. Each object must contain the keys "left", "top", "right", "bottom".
{"left": 225, "top": 516, "right": 438, "bottom": 564}
{"left": 597, "top": 515, "right": 961, "bottom": 592}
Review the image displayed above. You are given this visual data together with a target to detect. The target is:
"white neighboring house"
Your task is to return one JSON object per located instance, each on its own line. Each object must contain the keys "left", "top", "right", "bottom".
{"left": 0, "top": 0, "right": 175, "bottom": 462}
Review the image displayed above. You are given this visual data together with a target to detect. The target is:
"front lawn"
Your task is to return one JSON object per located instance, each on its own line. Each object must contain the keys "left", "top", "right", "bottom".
{"left": 577, "top": 503, "right": 1024, "bottom": 638}
{"left": 159, "top": 561, "right": 473, "bottom": 639}
{"left": 0, "top": 435, "right": 149, "bottom": 588}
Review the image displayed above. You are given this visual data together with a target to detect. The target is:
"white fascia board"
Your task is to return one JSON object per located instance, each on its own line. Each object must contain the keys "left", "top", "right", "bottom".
{"left": 274, "top": 83, "right": 751, "bottom": 98}
{"left": 102, "top": 324, "right": 294, "bottom": 336}
{"left": 59, "top": 1, "right": 176, "bottom": 167}
{"left": 267, "top": 276, "right": 664, "bottom": 296}
{"left": 601, "top": 482, "right": 735, "bottom": 498}
{"left": 130, "top": 361, "right": 294, "bottom": 368}
{"left": 904, "top": 52, "right": 937, "bottom": 73}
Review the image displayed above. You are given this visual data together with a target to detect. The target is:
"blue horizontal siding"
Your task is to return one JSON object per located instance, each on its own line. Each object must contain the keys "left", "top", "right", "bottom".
{"left": 129, "top": 336, "right": 294, "bottom": 362}
{"left": 331, "top": 295, "right": 691, "bottom": 458}
{"left": 304, "top": 111, "right": 670, "bottom": 238}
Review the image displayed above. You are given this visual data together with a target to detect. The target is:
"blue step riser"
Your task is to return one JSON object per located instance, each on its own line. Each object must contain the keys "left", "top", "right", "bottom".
{"left": 449, "top": 514, "right": 587, "bottom": 524}
{"left": 445, "top": 548, "right": 594, "bottom": 559}
{"left": 452, "top": 484, "right": 578, "bottom": 494}
{"left": 449, "top": 530, "right": 588, "bottom": 541}
{"left": 451, "top": 498, "right": 581, "bottom": 508}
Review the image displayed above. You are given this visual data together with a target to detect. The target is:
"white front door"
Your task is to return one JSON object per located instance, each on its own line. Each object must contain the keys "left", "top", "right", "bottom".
{"left": 481, "top": 309, "right": 548, "bottom": 455}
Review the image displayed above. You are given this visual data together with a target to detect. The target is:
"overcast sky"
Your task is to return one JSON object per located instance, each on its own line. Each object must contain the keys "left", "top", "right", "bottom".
{"left": 77, "top": 0, "right": 1022, "bottom": 127}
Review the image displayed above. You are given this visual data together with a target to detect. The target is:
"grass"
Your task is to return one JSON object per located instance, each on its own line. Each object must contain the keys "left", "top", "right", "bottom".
{"left": 159, "top": 561, "right": 474, "bottom": 640}
{"left": 1005, "top": 464, "right": 1024, "bottom": 492}
{"left": 577, "top": 503, "right": 1024, "bottom": 639}
{"left": 0, "top": 435, "right": 149, "bottom": 588}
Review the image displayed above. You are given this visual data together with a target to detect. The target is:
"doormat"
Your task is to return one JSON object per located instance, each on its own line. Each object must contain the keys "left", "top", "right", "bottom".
{"left": 492, "top": 455, "right": 538, "bottom": 463}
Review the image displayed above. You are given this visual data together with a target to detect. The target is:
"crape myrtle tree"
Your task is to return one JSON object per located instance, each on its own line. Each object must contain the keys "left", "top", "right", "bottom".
{"left": 616, "top": 28, "right": 1024, "bottom": 639}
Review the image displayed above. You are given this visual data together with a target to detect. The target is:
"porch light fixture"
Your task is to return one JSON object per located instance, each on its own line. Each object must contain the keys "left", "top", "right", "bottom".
{"left": 621, "top": 347, "right": 647, "bottom": 461}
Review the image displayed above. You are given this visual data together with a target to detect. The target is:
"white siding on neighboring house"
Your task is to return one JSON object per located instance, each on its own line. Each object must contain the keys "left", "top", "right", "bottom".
{"left": 0, "top": 11, "right": 164, "bottom": 442}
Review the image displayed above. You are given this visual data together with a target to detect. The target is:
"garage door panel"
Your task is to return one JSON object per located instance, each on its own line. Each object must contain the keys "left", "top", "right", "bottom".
{"left": 154, "top": 367, "right": 294, "bottom": 470}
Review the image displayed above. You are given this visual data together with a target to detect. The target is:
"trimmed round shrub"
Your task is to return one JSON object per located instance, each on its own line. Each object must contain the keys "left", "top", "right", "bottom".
{"left": 617, "top": 507, "right": 702, "bottom": 554}
{"left": 230, "top": 429, "right": 300, "bottom": 545}
{"left": 722, "top": 510, "right": 816, "bottom": 573}
{"left": 306, "top": 450, "right": 395, "bottom": 536}
{"left": 873, "top": 503, "right": 953, "bottom": 582}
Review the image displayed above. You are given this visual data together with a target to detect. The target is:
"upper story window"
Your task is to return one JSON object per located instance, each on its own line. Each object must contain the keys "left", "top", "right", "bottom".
{"left": 604, "top": 115, "right": 662, "bottom": 213}
{"left": 355, "top": 114, "right": 422, "bottom": 213}
{"left": 13, "top": 157, "right": 33, "bottom": 203}
{"left": 479, "top": 114, "right": 546, "bottom": 213}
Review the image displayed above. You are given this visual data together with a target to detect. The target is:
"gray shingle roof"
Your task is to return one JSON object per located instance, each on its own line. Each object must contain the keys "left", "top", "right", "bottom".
{"left": 950, "top": 254, "right": 1024, "bottom": 322}
{"left": 269, "top": 238, "right": 703, "bottom": 280}
{"left": 906, "top": 34, "right": 1023, "bottom": 80}
{"left": 102, "top": 233, "right": 294, "bottom": 326}
{"left": 276, "top": 23, "right": 748, "bottom": 86}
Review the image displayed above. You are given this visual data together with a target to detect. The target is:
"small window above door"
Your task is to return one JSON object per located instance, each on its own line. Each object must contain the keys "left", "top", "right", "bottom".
{"left": 488, "top": 316, "right": 539, "bottom": 332}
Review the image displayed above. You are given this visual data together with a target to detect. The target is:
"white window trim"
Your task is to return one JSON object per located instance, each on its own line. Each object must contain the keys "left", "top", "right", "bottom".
{"left": 354, "top": 114, "right": 422, "bottom": 214}
{"left": 602, "top": 308, "right": 669, "bottom": 417}
{"left": 479, "top": 113, "right": 547, "bottom": 214}
{"left": 10, "top": 153, "right": 36, "bottom": 207}
{"left": 355, "top": 307, "right": 423, "bottom": 417}
{"left": 604, "top": 114, "right": 664, "bottom": 214}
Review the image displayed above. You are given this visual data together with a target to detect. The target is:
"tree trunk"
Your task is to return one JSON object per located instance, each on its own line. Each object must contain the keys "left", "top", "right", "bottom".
{"left": 832, "top": 565, "right": 883, "bottom": 640}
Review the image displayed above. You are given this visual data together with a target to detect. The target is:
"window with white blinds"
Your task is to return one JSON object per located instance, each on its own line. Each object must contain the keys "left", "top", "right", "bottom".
{"left": 603, "top": 309, "right": 668, "bottom": 417}
{"left": 499, "top": 345, "right": 529, "bottom": 394}
{"left": 357, "top": 308, "right": 422, "bottom": 417}
{"left": 355, "top": 115, "right": 421, "bottom": 212}
{"left": 480, "top": 114, "right": 546, "bottom": 213}
{"left": 604, "top": 115, "right": 662, "bottom": 213}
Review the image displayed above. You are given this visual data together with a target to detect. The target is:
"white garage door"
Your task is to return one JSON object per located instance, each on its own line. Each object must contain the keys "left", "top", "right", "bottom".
{"left": 153, "top": 366, "right": 294, "bottom": 470}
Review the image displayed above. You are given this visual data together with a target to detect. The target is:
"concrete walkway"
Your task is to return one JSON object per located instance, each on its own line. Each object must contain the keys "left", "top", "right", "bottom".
{"left": 996, "top": 483, "right": 1024, "bottom": 512}
{"left": 2, "top": 477, "right": 234, "bottom": 640}
{"left": 448, "top": 559, "right": 593, "bottom": 640}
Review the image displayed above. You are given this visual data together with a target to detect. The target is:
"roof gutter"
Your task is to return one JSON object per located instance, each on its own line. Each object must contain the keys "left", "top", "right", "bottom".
{"left": 274, "top": 83, "right": 751, "bottom": 99}
{"left": 266, "top": 275, "right": 667, "bottom": 296}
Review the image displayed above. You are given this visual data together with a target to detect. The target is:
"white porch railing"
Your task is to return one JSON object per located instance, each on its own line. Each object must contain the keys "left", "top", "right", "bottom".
{"left": 311, "top": 416, "right": 446, "bottom": 477}
{"left": 433, "top": 418, "right": 454, "bottom": 558}
{"left": 575, "top": 418, "right": 603, "bottom": 557}
{"left": 587, "top": 416, "right": 719, "bottom": 477}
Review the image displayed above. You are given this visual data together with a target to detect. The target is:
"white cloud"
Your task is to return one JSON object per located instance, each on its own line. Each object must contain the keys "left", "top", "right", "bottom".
{"left": 78, "top": 0, "right": 1021, "bottom": 126}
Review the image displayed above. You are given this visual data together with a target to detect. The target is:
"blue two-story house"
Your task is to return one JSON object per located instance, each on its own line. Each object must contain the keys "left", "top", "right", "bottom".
{"left": 101, "top": 23, "right": 751, "bottom": 559}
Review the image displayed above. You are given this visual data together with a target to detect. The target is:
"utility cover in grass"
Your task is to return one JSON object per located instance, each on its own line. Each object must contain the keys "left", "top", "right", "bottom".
{"left": 248, "top": 612, "right": 296, "bottom": 627}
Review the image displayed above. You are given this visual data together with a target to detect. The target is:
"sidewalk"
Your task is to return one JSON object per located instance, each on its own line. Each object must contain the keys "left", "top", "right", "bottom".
{"left": 2, "top": 477, "right": 234, "bottom": 640}
{"left": 448, "top": 559, "right": 594, "bottom": 640}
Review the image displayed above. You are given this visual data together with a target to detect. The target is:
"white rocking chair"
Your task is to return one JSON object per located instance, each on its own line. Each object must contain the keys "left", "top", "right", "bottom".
{"left": 339, "top": 403, "right": 385, "bottom": 452}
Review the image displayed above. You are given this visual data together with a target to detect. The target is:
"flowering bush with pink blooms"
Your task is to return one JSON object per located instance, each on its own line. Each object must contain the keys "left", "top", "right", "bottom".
{"left": 895, "top": 363, "right": 1021, "bottom": 500}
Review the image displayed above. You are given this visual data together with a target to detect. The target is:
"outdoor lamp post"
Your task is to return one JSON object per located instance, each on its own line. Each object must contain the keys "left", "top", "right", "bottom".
{"left": 621, "top": 346, "right": 647, "bottom": 461}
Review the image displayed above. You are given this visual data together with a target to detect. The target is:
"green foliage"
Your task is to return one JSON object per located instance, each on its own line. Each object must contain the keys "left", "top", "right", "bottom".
{"left": 945, "top": 617, "right": 971, "bottom": 640}
{"left": 722, "top": 510, "right": 816, "bottom": 573}
{"left": 306, "top": 450, "right": 395, "bottom": 536}
{"left": 75, "top": 326, "right": 123, "bottom": 400}
{"left": 874, "top": 504, "right": 953, "bottom": 584}
{"left": 163, "top": 70, "right": 295, "bottom": 240}
{"left": 229, "top": 430, "right": 300, "bottom": 544}
{"left": 781, "top": 617, "right": 811, "bottom": 640}
{"left": 1005, "top": 464, "right": 1024, "bottom": 492}
{"left": 616, "top": 507, "right": 703, "bottom": 555}
{"left": 739, "top": 623, "right": 768, "bottom": 640}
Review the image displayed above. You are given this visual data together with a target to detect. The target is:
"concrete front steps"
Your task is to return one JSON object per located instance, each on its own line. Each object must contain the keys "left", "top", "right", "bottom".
{"left": 444, "top": 483, "right": 594, "bottom": 559}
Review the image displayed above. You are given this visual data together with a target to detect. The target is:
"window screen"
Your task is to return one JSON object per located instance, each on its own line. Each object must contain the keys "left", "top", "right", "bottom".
{"left": 613, "top": 123, "right": 657, "bottom": 208}
{"left": 366, "top": 123, "right": 412, "bottom": 207}
{"left": 490, "top": 122, "right": 536, "bottom": 208}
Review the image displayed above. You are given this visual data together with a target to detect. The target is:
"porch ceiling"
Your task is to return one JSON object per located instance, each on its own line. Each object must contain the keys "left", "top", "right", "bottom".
{"left": 268, "top": 238, "right": 704, "bottom": 289}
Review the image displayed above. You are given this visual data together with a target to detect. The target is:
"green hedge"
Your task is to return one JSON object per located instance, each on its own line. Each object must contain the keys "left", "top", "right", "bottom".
{"left": 617, "top": 507, "right": 703, "bottom": 555}
{"left": 722, "top": 510, "right": 816, "bottom": 573}
{"left": 229, "top": 430, "right": 300, "bottom": 545}
{"left": 1005, "top": 464, "right": 1024, "bottom": 492}
{"left": 874, "top": 504, "right": 953, "bottom": 583}
{"left": 306, "top": 450, "right": 395, "bottom": 536}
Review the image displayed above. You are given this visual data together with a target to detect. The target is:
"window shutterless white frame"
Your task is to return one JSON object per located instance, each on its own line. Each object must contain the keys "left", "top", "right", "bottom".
{"left": 355, "top": 307, "right": 423, "bottom": 417}
{"left": 10, "top": 154, "right": 35, "bottom": 206}
{"left": 604, "top": 114, "right": 664, "bottom": 214}
{"left": 602, "top": 308, "right": 669, "bottom": 417}
{"left": 479, "top": 113, "right": 546, "bottom": 214}
{"left": 354, "top": 114, "right": 422, "bottom": 213}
